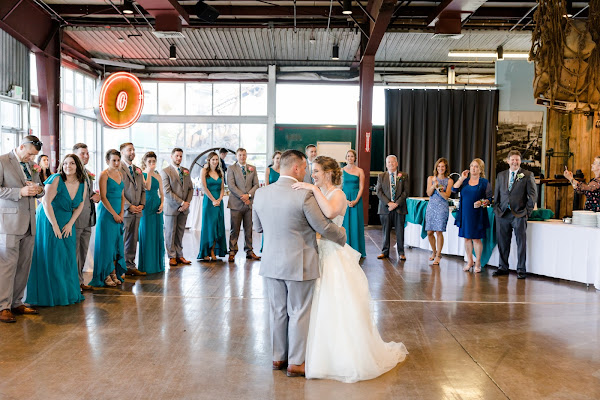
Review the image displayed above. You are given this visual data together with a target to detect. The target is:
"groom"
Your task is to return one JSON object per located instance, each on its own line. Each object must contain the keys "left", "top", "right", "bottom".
{"left": 253, "top": 150, "right": 347, "bottom": 377}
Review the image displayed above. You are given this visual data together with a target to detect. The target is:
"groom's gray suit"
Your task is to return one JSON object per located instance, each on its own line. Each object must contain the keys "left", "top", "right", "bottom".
{"left": 253, "top": 176, "right": 346, "bottom": 365}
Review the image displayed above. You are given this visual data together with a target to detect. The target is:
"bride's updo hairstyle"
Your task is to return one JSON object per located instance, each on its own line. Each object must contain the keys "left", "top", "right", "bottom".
{"left": 314, "top": 156, "right": 342, "bottom": 186}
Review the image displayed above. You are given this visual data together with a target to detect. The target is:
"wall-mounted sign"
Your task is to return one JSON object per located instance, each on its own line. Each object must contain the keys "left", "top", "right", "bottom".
{"left": 97, "top": 72, "right": 144, "bottom": 129}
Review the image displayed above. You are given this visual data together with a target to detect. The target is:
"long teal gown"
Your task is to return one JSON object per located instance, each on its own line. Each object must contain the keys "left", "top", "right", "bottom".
{"left": 89, "top": 176, "right": 126, "bottom": 286}
{"left": 138, "top": 172, "right": 165, "bottom": 274}
{"left": 342, "top": 170, "right": 366, "bottom": 257}
{"left": 260, "top": 167, "right": 280, "bottom": 252}
{"left": 26, "top": 174, "right": 85, "bottom": 306}
{"left": 197, "top": 175, "right": 227, "bottom": 259}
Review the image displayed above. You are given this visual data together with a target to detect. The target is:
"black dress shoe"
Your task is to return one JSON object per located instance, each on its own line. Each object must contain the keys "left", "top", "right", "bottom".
{"left": 492, "top": 269, "right": 509, "bottom": 277}
{"left": 517, "top": 272, "right": 527, "bottom": 279}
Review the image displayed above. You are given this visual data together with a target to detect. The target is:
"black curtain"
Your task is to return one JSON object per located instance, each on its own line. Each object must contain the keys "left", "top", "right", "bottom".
{"left": 384, "top": 89, "right": 498, "bottom": 197}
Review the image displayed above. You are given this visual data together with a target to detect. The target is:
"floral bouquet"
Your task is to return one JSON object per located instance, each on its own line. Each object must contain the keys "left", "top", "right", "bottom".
{"left": 478, "top": 199, "right": 491, "bottom": 208}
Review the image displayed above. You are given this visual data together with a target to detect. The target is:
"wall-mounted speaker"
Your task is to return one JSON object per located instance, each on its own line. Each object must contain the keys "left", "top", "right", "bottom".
{"left": 195, "top": 1, "right": 219, "bottom": 23}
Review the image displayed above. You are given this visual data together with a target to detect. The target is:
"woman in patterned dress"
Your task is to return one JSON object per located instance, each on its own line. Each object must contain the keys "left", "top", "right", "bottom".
{"left": 564, "top": 156, "right": 600, "bottom": 212}
{"left": 425, "top": 158, "right": 454, "bottom": 265}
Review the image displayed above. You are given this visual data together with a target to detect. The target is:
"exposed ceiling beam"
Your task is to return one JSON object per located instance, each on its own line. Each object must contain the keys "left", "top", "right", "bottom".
{"left": 135, "top": 0, "right": 190, "bottom": 31}
{"left": 426, "top": 0, "right": 488, "bottom": 27}
{"left": 362, "top": 0, "right": 396, "bottom": 58}
{"left": 61, "top": 32, "right": 103, "bottom": 70}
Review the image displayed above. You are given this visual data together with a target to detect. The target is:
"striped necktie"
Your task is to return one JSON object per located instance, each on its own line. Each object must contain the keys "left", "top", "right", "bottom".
{"left": 508, "top": 171, "right": 516, "bottom": 191}
{"left": 390, "top": 172, "right": 396, "bottom": 199}
{"left": 20, "top": 162, "right": 32, "bottom": 181}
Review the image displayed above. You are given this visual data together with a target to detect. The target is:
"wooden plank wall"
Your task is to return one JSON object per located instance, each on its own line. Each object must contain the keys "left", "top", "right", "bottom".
{"left": 545, "top": 110, "right": 600, "bottom": 217}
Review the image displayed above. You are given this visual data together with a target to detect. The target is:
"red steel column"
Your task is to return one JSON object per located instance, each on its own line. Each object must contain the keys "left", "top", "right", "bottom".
{"left": 36, "top": 48, "right": 60, "bottom": 170}
{"left": 357, "top": 55, "right": 375, "bottom": 224}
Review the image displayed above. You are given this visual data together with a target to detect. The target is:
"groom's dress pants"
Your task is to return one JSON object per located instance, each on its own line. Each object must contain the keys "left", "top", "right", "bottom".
{"left": 265, "top": 278, "right": 315, "bottom": 365}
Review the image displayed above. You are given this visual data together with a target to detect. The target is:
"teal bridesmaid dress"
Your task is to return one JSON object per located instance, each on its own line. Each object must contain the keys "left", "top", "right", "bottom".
{"left": 260, "top": 167, "right": 280, "bottom": 252}
{"left": 342, "top": 170, "right": 366, "bottom": 257}
{"left": 26, "top": 174, "right": 85, "bottom": 306}
{"left": 138, "top": 172, "right": 165, "bottom": 274}
{"left": 89, "top": 176, "right": 126, "bottom": 286}
{"left": 197, "top": 175, "right": 227, "bottom": 259}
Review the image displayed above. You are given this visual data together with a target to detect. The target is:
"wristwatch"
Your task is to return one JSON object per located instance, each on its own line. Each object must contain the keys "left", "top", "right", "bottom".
{"left": 249, "top": 193, "right": 252, "bottom": 198}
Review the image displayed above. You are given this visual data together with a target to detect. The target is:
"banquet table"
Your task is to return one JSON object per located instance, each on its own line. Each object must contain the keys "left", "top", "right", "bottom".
{"left": 405, "top": 197, "right": 600, "bottom": 289}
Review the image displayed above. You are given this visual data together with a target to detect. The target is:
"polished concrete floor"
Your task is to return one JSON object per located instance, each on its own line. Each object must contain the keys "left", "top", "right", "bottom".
{"left": 1, "top": 226, "right": 600, "bottom": 400}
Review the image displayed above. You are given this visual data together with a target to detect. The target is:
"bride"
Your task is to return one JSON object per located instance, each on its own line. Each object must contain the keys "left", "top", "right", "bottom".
{"left": 292, "top": 156, "right": 408, "bottom": 383}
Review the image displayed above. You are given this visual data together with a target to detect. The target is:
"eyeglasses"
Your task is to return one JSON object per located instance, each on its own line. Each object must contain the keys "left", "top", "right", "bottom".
{"left": 23, "top": 140, "right": 43, "bottom": 151}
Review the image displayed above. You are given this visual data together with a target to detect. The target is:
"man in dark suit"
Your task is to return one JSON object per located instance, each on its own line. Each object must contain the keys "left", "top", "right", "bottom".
{"left": 219, "top": 148, "right": 228, "bottom": 184}
{"left": 493, "top": 150, "right": 537, "bottom": 279}
{"left": 376, "top": 155, "right": 409, "bottom": 261}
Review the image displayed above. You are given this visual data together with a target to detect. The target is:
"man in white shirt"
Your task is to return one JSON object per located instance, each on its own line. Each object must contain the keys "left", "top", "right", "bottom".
{"left": 303, "top": 144, "right": 317, "bottom": 183}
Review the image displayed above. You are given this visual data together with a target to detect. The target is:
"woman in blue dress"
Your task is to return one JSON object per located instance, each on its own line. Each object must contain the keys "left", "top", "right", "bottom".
{"left": 89, "top": 149, "right": 126, "bottom": 287}
{"left": 26, "top": 154, "right": 87, "bottom": 306}
{"left": 425, "top": 158, "right": 454, "bottom": 265}
{"left": 342, "top": 149, "right": 366, "bottom": 257}
{"left": 265, "top": 151, "right": 281, "bottom": 185}
{"left": 198, "top": 151, "right": 227, "bottom": 262}
{"left": 138, "top": 151, "right": 165, "bottom": 274}
{"left": 452, "top": 158, "right": 493, "bottom": 273}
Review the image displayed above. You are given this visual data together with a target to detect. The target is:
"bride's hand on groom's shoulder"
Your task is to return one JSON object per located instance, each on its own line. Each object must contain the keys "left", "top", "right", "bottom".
{"left": 292, "top": 182, "right": 314, "bottom": 191}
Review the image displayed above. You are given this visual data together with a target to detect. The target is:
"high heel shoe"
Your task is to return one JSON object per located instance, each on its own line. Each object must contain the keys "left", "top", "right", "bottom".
{"left": 463, "top": 263, "right": 473, "bottom": 272}
{"left": 474, "top": 265, "right": 482, "bottom": 273}
{"left": 429, "top": 252, "right": 436, "bottom": 261}
{"left": 433, "top": 255, "right": 442, "bottom": 265}
{"left": 110, "top": 273, "right": 121, "bottom": 285}
{"left": 104, "top": 276, "right": 117, "bottom": 287}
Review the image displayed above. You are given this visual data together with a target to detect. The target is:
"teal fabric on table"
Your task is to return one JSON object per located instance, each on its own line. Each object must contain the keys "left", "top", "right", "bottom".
{"left": 405, "top": 198, "right": 429, "bottom": 239}
{"left": 528, "top": 209, "right": 555, "bottom": 221}
{"left": 138, "top": 173, "right": 165, "bottom": 274}
{"left": 26, "top": 174, "right": 85, "bottom": 306}
{"left": 452, "top": 207, "right": 496, "bottom": 266}
{"left": 342, "top": 170, "right": 366, "bottom": 257}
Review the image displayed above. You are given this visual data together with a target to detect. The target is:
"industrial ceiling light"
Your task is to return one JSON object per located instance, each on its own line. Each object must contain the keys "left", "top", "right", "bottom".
{"left": 448, "top": 50, "right": 529, "bottom": 59}
{"left": 169, "top": 44, "right": 177, "bottom": 60}
{"left": 342, "top": 0, "right": 352, "bottom": 15}
{"left": 332, "top": 44, "right": 340, "bottom": 60}
{"left": 123, "top": 0, "right": 135, "bottom": 15}
{"left": 496, "top": 45, "right": 504, "bottom": 60}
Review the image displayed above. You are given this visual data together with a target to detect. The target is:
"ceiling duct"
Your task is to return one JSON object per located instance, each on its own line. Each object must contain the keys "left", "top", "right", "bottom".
{"left": 135, "top": 0, "right": 190, "bottom": 38}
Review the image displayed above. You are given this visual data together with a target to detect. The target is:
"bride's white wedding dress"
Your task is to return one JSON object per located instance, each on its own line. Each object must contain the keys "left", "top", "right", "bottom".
{"left": 305, "top": 188, "right": 408, "bottom": 383}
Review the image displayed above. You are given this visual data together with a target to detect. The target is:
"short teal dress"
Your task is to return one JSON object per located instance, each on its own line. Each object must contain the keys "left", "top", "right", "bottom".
{"left": 26, "top": 174, "right": 85, "bottom": 306}
{"left": 197, "top": 175, "right": 227, "bottom": 259}
{"left": 138, "top": 172, "right": 165, "bottom": 274}
{"left": 342, "top": 170, "right": 366, "bottom": 257}
{"left": 89, "top": 176, "right": 126, "bottom": 286}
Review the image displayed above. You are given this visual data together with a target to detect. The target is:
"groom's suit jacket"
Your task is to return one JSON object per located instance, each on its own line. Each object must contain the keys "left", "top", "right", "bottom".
{"left": 253, "top": 177, "right": 347, "bottom": 281}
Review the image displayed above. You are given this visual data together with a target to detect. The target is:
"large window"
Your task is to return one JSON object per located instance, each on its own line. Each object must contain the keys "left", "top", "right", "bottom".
{"left": 62, "top": 113, "right": 97, "bottom": 169}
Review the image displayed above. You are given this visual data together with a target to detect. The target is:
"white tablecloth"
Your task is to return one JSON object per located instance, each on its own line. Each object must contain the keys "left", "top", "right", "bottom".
{"left": 186, "top": 194, "right": 231, "bottom": 231}
{"left": 405, "top": 206, "right": 600, "bottom": 289}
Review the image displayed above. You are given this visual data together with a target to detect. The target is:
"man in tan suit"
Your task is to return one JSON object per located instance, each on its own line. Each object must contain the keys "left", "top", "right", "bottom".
{"left": 0, "top": 136, "right": 45, "bottom": 323}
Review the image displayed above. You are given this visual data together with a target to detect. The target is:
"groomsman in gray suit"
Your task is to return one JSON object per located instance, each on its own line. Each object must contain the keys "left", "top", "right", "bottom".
{"left": 119, "top": 143, "right": 147, "bottom": 276}
{"left": 227, "top": 148, "right": 260, "bottom": 262}
{"left": 161, "top": 147, "right": 193, "bottom": 267}
{"left": 303, "top": 144, "right": 317, "bottom": 183}
{"left": 0, "top": 136, "right": 45, "bottom": 323}
{"left": 493, "top": 150, "right": 537, "bottom": 279}
{"left": 253, "top": 149, "right": 346, "bottom": 377}
{"left": 376, "top": 155, "right": 409, "bottom": 261}
{"left": 73, "top": 143, "right": 100, "bottom": 291}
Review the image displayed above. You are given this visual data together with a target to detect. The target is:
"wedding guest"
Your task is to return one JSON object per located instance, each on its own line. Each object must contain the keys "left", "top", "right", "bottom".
{"left": 119, "top": 142, "right": 146, "bottom": 276}
{"left": 37, "top": 154, "right": 52, "bottom": 182}
{"left": 493, "top": 150, "right": 537, "bottom": 279}
{"left": 564, "top": 156, "right": 600, "bottom": 212}
{"left": 198, "top": 151, "right": 227, "bottom": 262}
{"left": 342, "top": 149, "right": 366, "bottom": 257}
{"left": 74, "top": 143, "right": 100, "bottom": 292}
{"left": 265, "top": 151, "right": 281, "bottom": 185}
{"left": 161, "top": 148, "right": 194, "bottom": 267}
{"left": 0, "top": 136, "right": 44, "bottom": 323}
{"left": 227, "top": 148, "right": 260, "bottom": 262}
{"left": 219, "top": 148, "right": 229, "bottom": 184}
{"left": 26, "top": 154, "right": 86, "bottom": 306}
{"left": 452, "top": 158, "right": 493, "bottom": 273}
{"left": 425, "top": 158, "right": 454, "bottom": 265}
{"left": 138, "top": 152, "right": 165, "bottom": 274}
{"left": 89, "top": 149, "right": 126, "bottom": 287}
{"left": 303, "top": 144, "right": 317, "bottom": 183}
{"left": 376, "top": 155, "right": 409, "bottom": 261}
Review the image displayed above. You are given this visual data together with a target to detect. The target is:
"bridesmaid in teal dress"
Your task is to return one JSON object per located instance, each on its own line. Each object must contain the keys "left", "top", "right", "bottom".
{"left": 260, "top": 151, "right": 281, "bottom": 252}
{"left": 138, "top": 152, "right": 166, "bottom": 274}
{"left": 26, "top": 155, "right": 87, "bottom": 306}
{"left": 89, "top": 149, "right": 126, "bottom": 287}
{"left": 342, "top": 149, "right": 366, "bottom": 257}
{"left": 198, "top": 151, "right": 227, "bottom": 261}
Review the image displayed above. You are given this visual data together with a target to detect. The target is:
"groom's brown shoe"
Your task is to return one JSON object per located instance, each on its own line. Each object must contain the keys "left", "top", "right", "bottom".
{"left": 272, "top": 361, "right": 287, "bottom": 370}
{"left": 286, "top": 362, "right": 305, "bottom": 377}
{"left": 11, "top": 305, "right": 39, "bottom": 315}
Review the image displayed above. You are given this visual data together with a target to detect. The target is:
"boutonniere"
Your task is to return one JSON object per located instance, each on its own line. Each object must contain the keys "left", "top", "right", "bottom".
{"left": 515, "top": 173, "right": 525, "bottom": 182}
{"left": 397, "top": 172, "right": 404, "bottom": 181}
{"left": 135, "top": 167, "right": 143, "bottom": 175}
{"left": 182, "top": 168, "right": 190, "bottom": 177}
{"left": 31, "top": 163, "right": 41, "bottom": 173}
{"left": 87, "top": 171, "right": 96, "bottom": 181}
